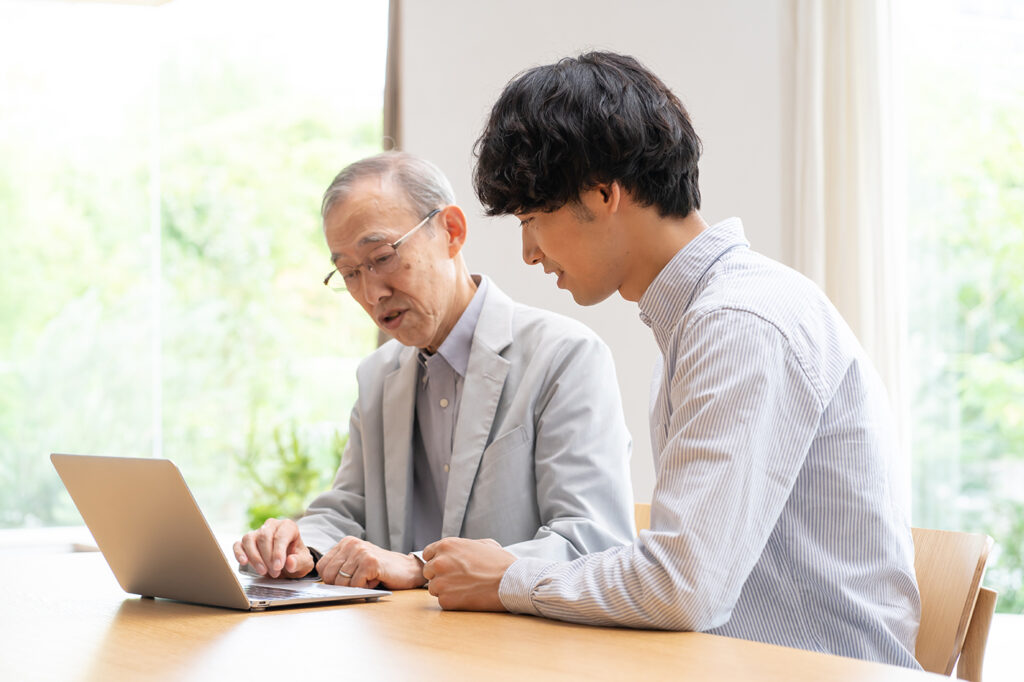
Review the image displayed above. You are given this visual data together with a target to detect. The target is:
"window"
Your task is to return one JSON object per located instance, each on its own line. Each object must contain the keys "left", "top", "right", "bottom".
{"left": 0, "top": 0, "right": 387, "bottom": 532}
{"left": 903, "top": 0, "right": 1024, "bottom": 612}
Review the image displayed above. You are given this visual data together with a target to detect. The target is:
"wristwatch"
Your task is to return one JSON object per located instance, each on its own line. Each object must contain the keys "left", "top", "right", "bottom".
{"left": 308, "top": 547, "right": 323, "bottom": 577}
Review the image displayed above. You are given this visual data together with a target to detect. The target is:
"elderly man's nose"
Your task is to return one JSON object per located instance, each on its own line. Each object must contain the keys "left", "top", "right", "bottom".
{"left": 363, "top": 272, "right": 391, "bottom": 302}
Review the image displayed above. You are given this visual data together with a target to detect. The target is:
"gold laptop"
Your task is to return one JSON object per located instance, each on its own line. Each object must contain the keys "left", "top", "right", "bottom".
{"left": 51, "top": 453, "right": 389, "bottom": 611}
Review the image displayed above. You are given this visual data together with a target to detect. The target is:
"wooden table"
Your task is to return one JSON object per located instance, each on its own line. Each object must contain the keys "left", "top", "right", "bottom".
{"left": 1, "top": 553, "right": 941, "bottom": 681}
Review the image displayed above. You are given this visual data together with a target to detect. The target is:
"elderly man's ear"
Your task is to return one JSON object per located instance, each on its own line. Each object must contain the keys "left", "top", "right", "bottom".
{"left": 438, "top": 205, "right": 469, "bottom": 256}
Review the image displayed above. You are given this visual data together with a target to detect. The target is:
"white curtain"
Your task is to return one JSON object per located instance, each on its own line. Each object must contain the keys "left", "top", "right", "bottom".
{"left": 793, "top": 0, "right": 910, "bottom": 508}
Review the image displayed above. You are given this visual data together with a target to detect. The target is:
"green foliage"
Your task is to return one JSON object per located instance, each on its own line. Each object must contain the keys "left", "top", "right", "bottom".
{"left": 236, "top": 423, "right": 348, "bottom": 530}
{"left": 907, "top": 45, "right": 1024, "bottom": 612}
{"left": 0, "top": 4, "right": 382, "bottom": 530}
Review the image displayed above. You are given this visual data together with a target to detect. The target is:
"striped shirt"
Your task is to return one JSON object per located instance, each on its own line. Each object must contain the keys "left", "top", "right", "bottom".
{"left": 499, "top": 218, "right": 922, "bottom": 667}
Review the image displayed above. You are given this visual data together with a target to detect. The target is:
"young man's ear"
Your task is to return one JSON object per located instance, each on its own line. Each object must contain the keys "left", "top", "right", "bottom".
{"left": 438, "top": 205, "right": 469, "bottom": 256}
{"left": 588, "top": 181, "right": 622, "bottom": 215}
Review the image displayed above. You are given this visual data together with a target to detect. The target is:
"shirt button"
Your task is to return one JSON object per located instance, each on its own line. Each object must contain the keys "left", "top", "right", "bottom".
{"left": 443, "top": 464, "right": 450, "bottom": 473}
{"left": 439, "top": 398, "right": 449, "bottom": 408}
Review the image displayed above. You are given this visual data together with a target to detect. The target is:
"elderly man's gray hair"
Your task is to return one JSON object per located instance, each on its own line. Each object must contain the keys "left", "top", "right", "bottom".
{"left": 321, "top": 151, "right": 457, "bottom": 224}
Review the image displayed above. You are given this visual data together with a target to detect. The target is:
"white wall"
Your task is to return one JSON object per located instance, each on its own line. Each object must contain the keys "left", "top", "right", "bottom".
{"left": 398, "top": 0, "right": 795, "bottom": 501}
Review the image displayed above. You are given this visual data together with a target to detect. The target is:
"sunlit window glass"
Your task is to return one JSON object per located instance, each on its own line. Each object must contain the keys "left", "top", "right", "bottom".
{"left": 0, "top": 0, "right": 386, "bottom": 533}
{"left": 903, "top": 0, "right": 1024, "bottom": 613}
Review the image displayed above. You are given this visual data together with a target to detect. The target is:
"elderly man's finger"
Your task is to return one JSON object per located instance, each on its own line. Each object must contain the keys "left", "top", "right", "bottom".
{"left": 349, "top": 557, "right": 381, "bottom": 589}
{"left": 270, "top": 521, "right": 299, "bottom": 576}
{"left": 241, "top": 532, "right": 269, "bottom": 575}
{"left": 334, "top": 559, "right": 358, "bottom": 585}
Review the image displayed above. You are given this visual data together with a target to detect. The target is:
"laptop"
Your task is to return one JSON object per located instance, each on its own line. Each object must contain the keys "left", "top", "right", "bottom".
{"left": 51, "top": 453, "right": 390, "bottom": 611}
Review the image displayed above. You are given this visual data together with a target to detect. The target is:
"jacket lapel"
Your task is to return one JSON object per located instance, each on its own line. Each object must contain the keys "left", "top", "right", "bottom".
{"left": 382, "top": 348, "right": 418, "bottom": 553}
{"left": 441, "top": 281, "right": 514, "bottom": 537}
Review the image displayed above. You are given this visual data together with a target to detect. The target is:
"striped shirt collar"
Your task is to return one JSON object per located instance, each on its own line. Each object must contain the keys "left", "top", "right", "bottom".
{"left": 638, "top": 218, "right": 749, "bottom": 347}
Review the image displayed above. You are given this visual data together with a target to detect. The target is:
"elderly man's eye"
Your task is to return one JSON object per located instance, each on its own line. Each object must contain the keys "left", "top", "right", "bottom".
{"left": 371, "top": 252, "right": 395, "bottom": 267}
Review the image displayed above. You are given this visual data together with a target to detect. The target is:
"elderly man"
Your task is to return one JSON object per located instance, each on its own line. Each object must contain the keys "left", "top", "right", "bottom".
{"left": 233, "top": 151, "right": 635, "bottom": 589}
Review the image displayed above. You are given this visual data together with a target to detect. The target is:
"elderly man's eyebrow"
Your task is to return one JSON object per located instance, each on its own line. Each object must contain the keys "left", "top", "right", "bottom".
{"left": 358, "top": 233, "right": 389, "bottom": 247}
{"left": 330, "top": 232, "right": 390, "bottom": 265}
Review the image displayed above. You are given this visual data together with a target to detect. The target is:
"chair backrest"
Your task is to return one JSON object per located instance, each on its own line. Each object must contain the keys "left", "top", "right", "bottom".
{"left": 634, "top": 503, "right": 651, "bottom": 534}
{"left": 911, "top": 527, "right": 994, "bottom": 677}
{"left": 957, "top": 586, "right": 998, "bottom": 682}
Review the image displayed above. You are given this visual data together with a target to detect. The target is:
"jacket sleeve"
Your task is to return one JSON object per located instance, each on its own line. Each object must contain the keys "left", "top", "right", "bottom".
{"left": 503, "top": 332, "right": 636, "bottom": 561}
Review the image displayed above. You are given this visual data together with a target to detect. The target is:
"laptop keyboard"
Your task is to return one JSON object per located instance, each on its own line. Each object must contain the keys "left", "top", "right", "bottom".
{"left": 245, "top": 584, "right": 327, "bottom": 600}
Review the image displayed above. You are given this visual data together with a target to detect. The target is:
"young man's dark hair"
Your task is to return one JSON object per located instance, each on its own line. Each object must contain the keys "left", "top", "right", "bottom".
{"left": 473, "top": 51, "right": 702, "bottom": 219}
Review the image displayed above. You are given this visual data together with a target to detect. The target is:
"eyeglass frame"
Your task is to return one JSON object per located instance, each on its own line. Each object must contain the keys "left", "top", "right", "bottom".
{"left": 322, "top": 208, "right": 442, "bottom": 292}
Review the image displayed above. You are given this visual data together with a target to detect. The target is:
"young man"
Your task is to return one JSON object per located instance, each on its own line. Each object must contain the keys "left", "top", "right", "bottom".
{"left": 233, "top": 152, "right": 635, "bottom": 590}
{"left": 422, "top": 52, "right": 922, "bottom": 668}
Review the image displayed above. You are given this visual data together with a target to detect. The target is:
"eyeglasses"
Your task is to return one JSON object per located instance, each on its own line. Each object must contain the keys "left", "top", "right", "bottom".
{"left": 323, "top": 208, "right": 441, "bottom": 293}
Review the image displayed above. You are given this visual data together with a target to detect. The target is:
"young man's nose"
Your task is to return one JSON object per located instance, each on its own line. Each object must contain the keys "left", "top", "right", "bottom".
{"left": 521, "top": 231, "right": 542, "bottom": 265}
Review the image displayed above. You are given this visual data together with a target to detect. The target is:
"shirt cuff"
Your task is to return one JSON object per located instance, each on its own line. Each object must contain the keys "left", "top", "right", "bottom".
{"left": 498, "top": 557, "right": 558, "bottom": 616}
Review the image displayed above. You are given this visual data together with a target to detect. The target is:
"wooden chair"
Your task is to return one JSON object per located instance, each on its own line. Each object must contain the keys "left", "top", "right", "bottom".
{"left": 956, "top": 586, "right": 998, "bottom": 681}
{"left": 633, "top": 506, "right": 997, "bottom": 680}
{"left": 634, "top": 502, "right": 651, "bottom": 534}
{"left": 912, "top": 527, "right": 997, "bottom": 681}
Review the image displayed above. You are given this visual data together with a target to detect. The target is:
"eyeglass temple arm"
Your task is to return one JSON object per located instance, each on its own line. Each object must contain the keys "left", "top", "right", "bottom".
{"left": 392, "top": 208, "right": 441, "bottom": 249}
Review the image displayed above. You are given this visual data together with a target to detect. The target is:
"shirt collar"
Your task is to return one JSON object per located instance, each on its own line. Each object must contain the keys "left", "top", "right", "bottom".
{"left": 420, "top": 275, "right": 487, "bottom": 378}
{"left": 637, "top": 218, "right": 749, "bottom": 345}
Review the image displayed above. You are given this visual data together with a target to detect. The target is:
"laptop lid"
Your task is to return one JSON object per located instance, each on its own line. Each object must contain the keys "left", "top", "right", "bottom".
{"left": 51, "top": 453, "right": 389, "bottom": 610}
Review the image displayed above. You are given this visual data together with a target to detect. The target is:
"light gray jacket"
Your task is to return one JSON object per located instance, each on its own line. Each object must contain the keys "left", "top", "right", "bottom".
{"left": 298, "top": 278, "right": 634, "bottom": 560}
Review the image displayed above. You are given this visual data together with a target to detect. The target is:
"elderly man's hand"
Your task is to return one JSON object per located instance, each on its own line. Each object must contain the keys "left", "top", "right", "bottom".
{"left": 317, "top": 536, "right": 427, "bottom": 590}
{"left": 233, "top": 518, "right": 314, "bottom": 579}
{"left": 421, "top": 537, "right": 516, "bottom": 611}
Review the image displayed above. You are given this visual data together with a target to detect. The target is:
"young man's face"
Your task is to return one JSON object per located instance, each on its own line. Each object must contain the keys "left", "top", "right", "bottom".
{"left": 517, "top": 194, "right": 627, "bottom": 306}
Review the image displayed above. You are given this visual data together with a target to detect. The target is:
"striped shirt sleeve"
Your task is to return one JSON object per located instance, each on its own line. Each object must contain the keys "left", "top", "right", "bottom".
{"left": 499, "top": 307, "right": 821, "bottom": 630}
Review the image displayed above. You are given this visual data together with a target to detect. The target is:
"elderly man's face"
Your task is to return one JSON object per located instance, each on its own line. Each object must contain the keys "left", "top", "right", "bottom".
{"left": 323, "top": 178, "right": 462, "bottom": 352}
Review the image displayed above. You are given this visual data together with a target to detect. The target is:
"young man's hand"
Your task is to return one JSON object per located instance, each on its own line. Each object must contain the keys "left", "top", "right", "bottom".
{"left": 422, "top": 537, "right": 516, "bottom": 611}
